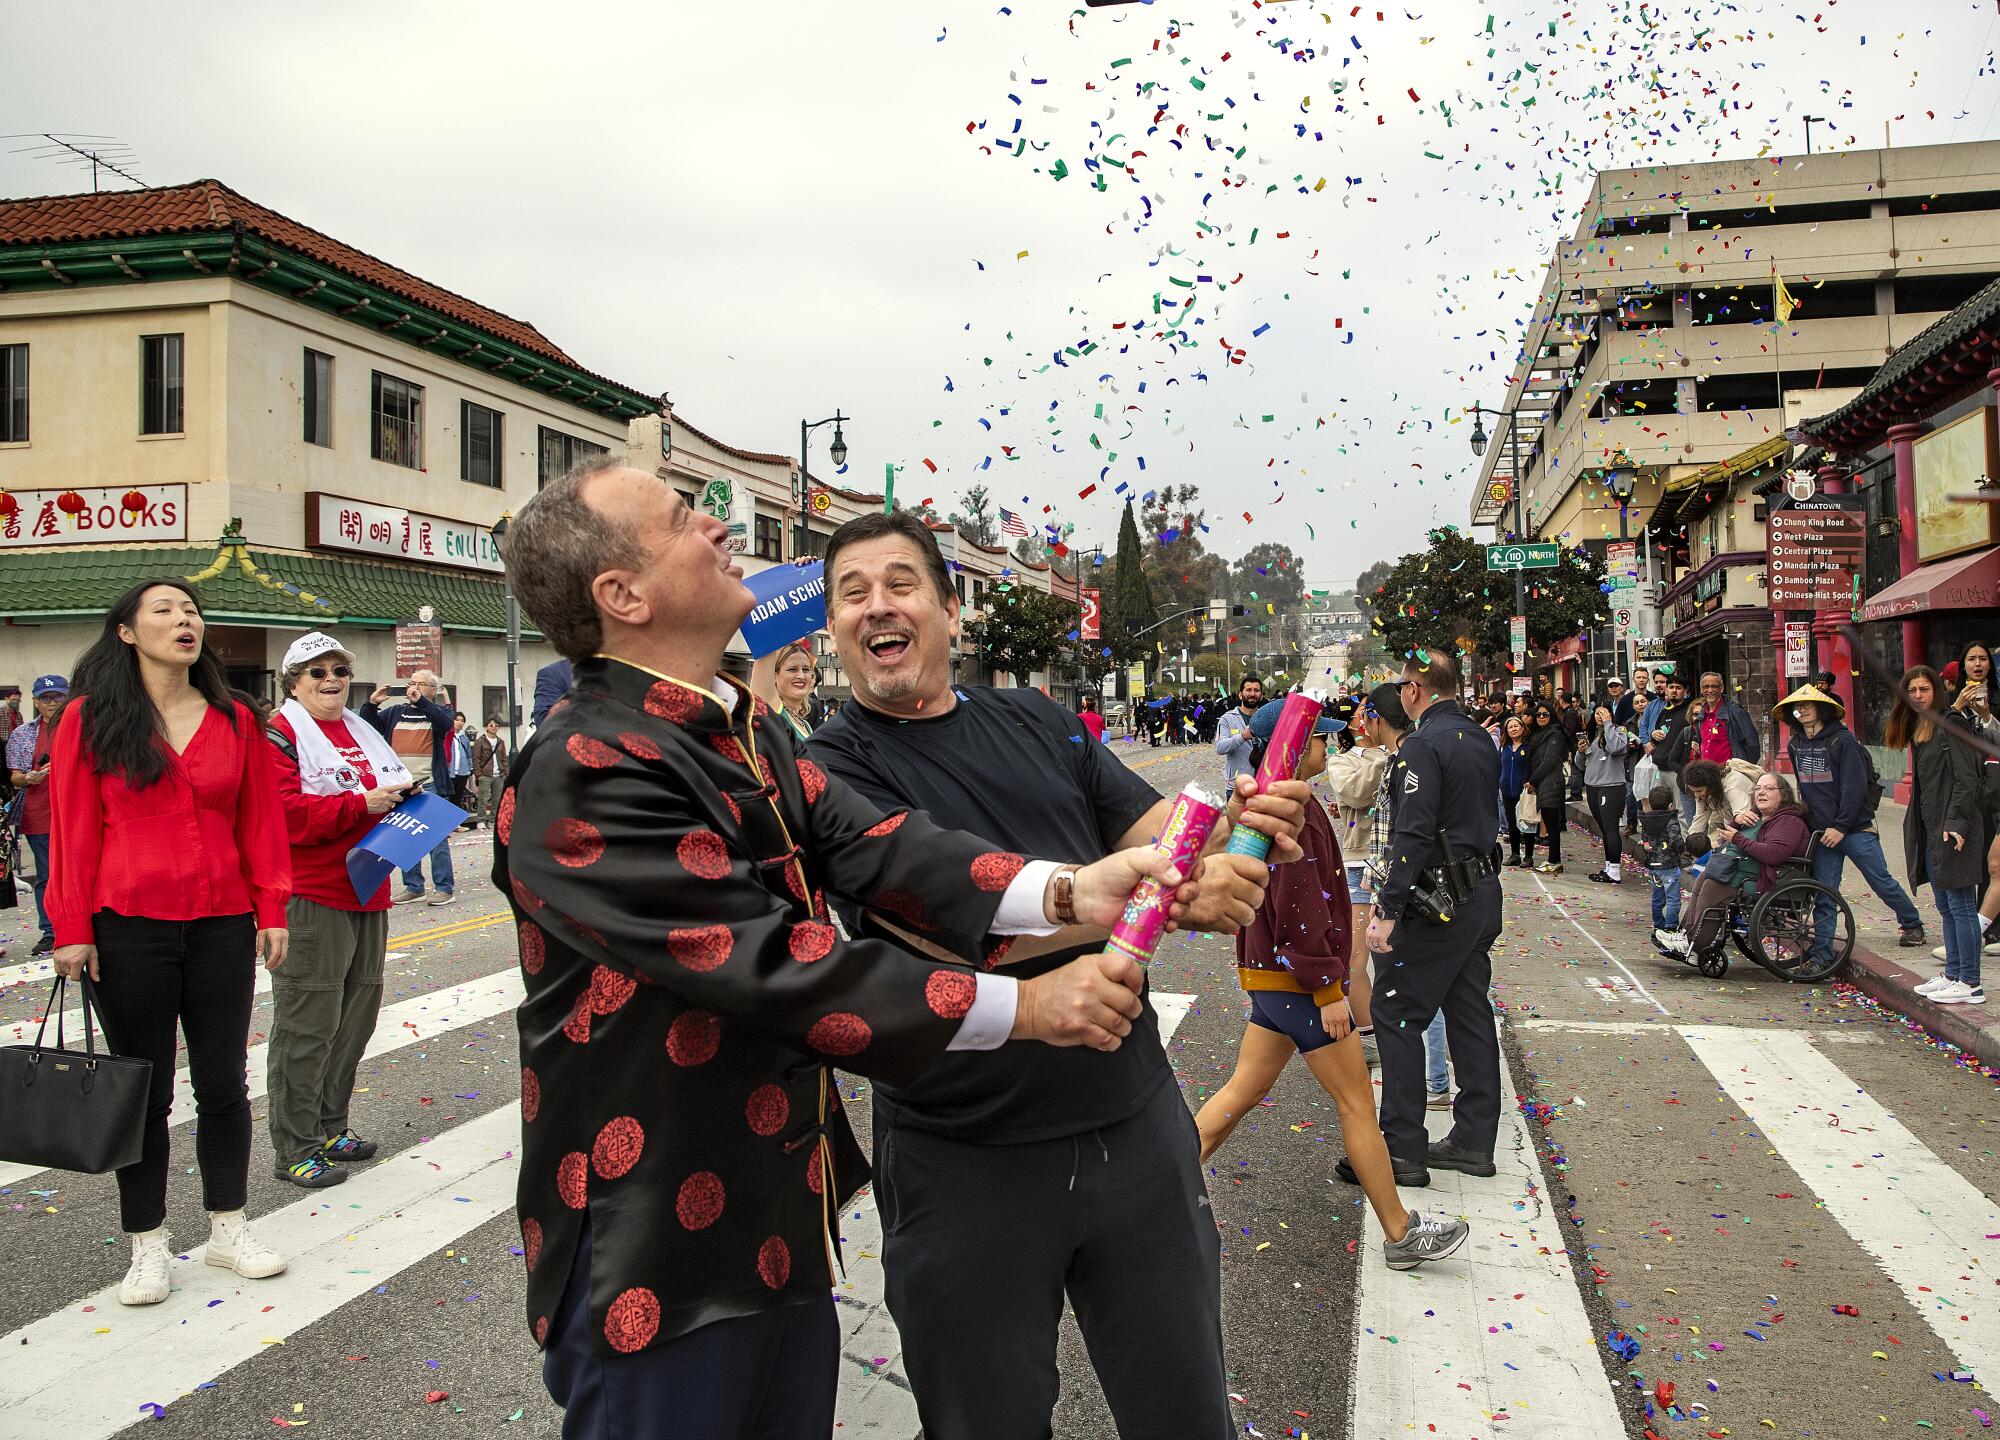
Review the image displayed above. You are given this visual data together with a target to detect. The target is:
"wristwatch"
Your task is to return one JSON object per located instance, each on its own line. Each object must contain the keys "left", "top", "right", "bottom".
{"left": 1051, "top": 864, "right": 1081, "bottom": 925}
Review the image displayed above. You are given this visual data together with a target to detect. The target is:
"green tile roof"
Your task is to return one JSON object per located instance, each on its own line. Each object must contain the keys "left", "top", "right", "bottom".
{"left": 0, "top": 540, "right": 539, "bottom": 638}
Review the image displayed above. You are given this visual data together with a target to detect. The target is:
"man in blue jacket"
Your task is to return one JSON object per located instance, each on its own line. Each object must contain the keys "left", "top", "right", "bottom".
{"left": 531, "top": 657, "right": 573, "bottom": 728}
{"left": 1777, "top": 684, "right": 1926, "bottom": 954}
{"left": 363, "top": 671, "right": 459, "bottom": 905}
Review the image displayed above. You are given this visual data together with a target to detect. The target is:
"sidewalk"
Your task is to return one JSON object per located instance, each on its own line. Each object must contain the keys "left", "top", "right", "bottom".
{"left": 1564, "top": 795, "right": 2000, "bottom": 1071}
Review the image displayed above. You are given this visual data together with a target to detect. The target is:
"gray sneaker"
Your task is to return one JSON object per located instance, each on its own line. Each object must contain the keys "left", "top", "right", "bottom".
{"left": 1383, "top": 1209, "right": 1471, "bottom": 1271}
{"left": 1360, "top": 1032, "right": 1380, "bottom": 1069}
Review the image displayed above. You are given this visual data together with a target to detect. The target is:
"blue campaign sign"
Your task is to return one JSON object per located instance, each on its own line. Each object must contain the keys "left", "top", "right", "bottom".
{"left": 739, "top": 560, "right": 827, "bottom": 657}
{"left": 346, "top": 789, "right": 469, "bottom": 904}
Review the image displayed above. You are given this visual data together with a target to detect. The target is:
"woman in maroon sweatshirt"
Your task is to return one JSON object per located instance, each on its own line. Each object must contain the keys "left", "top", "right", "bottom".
{"left": 1193, "top": 698, "right": 1470, "bottom": 1271}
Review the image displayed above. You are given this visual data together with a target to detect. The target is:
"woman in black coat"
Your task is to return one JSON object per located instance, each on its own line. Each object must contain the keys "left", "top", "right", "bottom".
{"left": 1523, "top": 699, "right": 1571, "bottom": 874}
{"left": 1887, "top": 666, "right": 1986, "bottom": 1002}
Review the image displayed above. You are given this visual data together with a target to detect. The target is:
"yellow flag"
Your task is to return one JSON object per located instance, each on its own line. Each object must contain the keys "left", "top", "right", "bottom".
{"left": 1773, "top": 272, "right": 1798, "bottom": 324}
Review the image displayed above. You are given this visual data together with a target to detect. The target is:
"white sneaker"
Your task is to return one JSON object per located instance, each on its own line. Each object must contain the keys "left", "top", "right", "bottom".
{"left": 1653, "top": 927, "right": 1690, "bottom": 956}
{"left": 1936, "top": 982, "right": 1987, "bottom": 1006}
{"left": 205, "top": 1212, "right": 288, "bottom": 1280}
{"left": 119, "top": 1228, "right": 171, "bottom": 1306}
{"left": 1915, "top": 974, "right": 1954, "bottom": 996}
{"left": 1984, "top": 940, "right": 2000, "bottom": 956}
{"left": 1933, "top": 944, "right": 1950, "bottom": 961}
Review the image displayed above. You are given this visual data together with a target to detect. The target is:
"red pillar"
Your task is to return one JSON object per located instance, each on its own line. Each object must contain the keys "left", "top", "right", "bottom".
{"left": 1888, "top": 420, "right": 1927, "bottom": 803}
{"left": 1813, "top": 462, "right": 1859, "bottom": 732}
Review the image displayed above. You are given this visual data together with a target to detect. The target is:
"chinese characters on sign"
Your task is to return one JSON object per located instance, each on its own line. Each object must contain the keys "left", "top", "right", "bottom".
{"left": 0, "top": 484, "right": 188, "bottom": 548}
{"left": 305, "top": 492, "right": 502, "bottom": 574}
{"left": 1766, "top": 497, "right": 1865, "bottom": 610}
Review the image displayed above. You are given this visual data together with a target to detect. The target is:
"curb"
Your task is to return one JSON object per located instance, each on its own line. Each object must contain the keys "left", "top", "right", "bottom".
{"left": 1841, "top": 941, "right": 2000, "bottom": 1072}
{"left": 1555, "top": 799, "right": 2000, "bottom": 1067}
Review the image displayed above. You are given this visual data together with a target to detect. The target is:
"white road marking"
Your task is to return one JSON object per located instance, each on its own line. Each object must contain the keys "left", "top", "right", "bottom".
{"left": 1529, "top": 872, "right": 1671, "bottom": 1016}
{"left": 831, "top": 991, "right": 1198, "bottom": 1433}
{"left": 1680, "top": 1025, "right": 2000, "bottom": 1378}
{"left": 0, "top": 1104, "right": 521, "bottom": 1440}
{"left": 0, "top": 968, "right": 524, "bottom": 1192}
{"left": 1513, "top": 1018, "right": 1660, "bottom": 1034}
{"left": 1347, "top": 1045, "right": 1627, "bottom": 1440}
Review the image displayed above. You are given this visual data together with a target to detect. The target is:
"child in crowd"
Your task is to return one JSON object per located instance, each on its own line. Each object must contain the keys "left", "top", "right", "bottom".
{"left": 1193, "top": 698, "right": 1470, "bottom": 1272}
{"left": 1632, "top": 784, "right": 1686, "bottom": 931}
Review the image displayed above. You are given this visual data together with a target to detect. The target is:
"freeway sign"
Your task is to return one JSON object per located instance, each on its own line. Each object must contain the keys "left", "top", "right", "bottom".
{"left": 1485, "top": 543, "right": 1561, "bottom": 571}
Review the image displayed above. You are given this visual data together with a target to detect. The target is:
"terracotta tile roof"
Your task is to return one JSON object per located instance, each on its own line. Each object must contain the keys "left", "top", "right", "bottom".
{"left": 0, "top": 179, "right": 579, "bottom": 369}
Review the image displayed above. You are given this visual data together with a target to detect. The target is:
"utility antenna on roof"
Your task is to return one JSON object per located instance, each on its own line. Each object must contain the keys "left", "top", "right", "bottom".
{"left": 3, "top": 133, "right": 144, "bottom": 192}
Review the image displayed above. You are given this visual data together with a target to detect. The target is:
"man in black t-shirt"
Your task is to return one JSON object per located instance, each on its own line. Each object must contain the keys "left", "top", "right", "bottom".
{"left": 809, "top": 512, "right": 1307, "bottom": 1440}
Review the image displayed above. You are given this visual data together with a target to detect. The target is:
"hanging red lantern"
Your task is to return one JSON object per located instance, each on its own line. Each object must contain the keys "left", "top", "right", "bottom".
{"left": 55, "top": 490, "right": 86, "bottom": 516}
{"left": 122, "top": 490, "right": 147, "bottom": 515}
{"left": 0, "top": 492, "right": 16, "bottom": 520}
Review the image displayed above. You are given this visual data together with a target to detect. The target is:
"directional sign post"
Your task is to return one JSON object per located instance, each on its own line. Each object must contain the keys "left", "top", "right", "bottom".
{"left": 1485, "top": 543, "right": 1561, "bottom": 571}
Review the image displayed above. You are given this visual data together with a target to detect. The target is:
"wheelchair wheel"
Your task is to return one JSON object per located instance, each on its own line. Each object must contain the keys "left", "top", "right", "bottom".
{"left": 1748, "top": 878, "right": 1854, "bottom": 983}
{"left": 1698, "top": 948, "right": 1730, "bottom": 978}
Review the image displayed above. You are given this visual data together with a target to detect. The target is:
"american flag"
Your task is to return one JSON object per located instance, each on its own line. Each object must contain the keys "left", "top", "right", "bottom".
{"left": 998, "top": 507, "right": 1031, "bottom": 538}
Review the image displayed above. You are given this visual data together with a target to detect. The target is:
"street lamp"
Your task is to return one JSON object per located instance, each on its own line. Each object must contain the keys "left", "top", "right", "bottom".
{"left": 489, "top": 511, "right": 522, "bottom": 763}
{"left": 1604, "top": 466, "right": 1638, "bottom": 683}
{"left": 798, "top": 411, "right": 849, "bottom": 560}
{"left": 1468, "top": 401, "right": 1528, "bottom": 677}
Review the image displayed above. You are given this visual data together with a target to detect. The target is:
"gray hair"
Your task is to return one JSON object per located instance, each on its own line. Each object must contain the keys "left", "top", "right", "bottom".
{"left": 503, "top": 454, "right": 644, "bottom": 663}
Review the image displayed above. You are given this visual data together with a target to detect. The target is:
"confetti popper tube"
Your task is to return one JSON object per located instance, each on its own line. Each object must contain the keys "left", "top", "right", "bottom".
{"left": 1224, "top": 690, "right": 1325, "bottom": 861}
{"left": 1105, "top": 784, "right": 1224, "bottom": 967}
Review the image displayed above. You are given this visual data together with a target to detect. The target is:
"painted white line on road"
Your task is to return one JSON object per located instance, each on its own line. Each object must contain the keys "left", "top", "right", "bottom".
{"left": 1529, "top": 872, "right": 1671, "bottom": 1017}
{"left": 1347, "top": 1046, "right": 1627, "bottom": 1440}
{"left": 1681, "top": 1025, "right": 2000, "bottom": 1379}
{"left": 831, "top": 990, "right": 1199, "bottom": 1435}
{"left": 1513, "top": 1018, "right": 1661, "bottom": 1034}
{"left": 0, "top": 967, "right": 524, "bottom": 1192}
{"left": 0, "top": 1104, "right": 521, "bottom": 1440}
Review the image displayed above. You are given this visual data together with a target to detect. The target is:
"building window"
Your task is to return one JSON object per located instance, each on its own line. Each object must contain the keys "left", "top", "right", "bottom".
{"left": 537, "top": 426, "right": 608, "bottom": 488}
{"left": 0, "top": 344, "right": 25, "bottom": 443}
{"left": 461, "top": 401, "right": 504, "bottom": 488}
{"left": 754, "top": 514, "right": 783, "bottom": 560}
{"left": 141, "top": 334, "right": 184, "bottom": 435}
{"left": 303, "top": 349, "right": 333, "bottom": 447}
{"left": 677, "top": 488, "right": 698, "bottom": 511}
{"left": 370, "top": 371, "right": 424, "bottom": 468}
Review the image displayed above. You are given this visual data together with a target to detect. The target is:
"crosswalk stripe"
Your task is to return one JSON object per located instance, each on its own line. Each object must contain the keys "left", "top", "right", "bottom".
{"left": 1681, "top": 1024, "right": 2000, "bottom": 1380}
{"left": 4, "top": 953, "right": 413, "bottom": 1043}
{"left": 1347, "top": 1044, "right": 1627, "bottom": 1439}
{"left": 0, "top": 967, "right": 524, "bottom": 1192}
{"left": 0, "top": 1104, "right": 521, "bottom": 1439}
{"left": 830, "top": 992, "right": 1199, "bottom": 1433}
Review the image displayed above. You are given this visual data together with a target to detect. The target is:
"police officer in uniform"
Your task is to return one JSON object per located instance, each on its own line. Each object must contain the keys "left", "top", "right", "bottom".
{"left": 1357, "top": 651, "right": 1505, "bottom": 1182}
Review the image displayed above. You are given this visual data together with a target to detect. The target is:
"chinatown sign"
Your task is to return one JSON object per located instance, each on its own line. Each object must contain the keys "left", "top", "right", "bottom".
{"left": 0, "top": 484, "right": 188, "bottom": 548}
{"left": 305, "top": 491, "right": 501, "bottom": 574}
{"left": 1766, "top": 496, "right": 1865, "bottom": 610}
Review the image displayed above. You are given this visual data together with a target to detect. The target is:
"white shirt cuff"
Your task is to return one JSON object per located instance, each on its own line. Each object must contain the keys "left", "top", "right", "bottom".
{"left": 947, "top": 973, "right": 1019, "bottom": 1051}
{"left": 990, "top": 859, "right": 1063, "bottom": 936}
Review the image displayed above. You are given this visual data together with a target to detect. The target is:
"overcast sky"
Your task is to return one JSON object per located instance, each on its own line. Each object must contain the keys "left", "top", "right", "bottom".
{"left": 5, "top": 0, "right": 1997, "bottom": 595}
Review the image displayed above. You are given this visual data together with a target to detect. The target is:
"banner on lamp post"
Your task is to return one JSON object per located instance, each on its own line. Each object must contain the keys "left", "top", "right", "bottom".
{"left": 1081, "top": 589, "right": 1101, "bottom": 640}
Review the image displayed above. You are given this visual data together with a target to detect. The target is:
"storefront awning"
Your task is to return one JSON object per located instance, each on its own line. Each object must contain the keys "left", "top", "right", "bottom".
{"left": 1858, "top": 546, "right": 2000, "bottom": 623}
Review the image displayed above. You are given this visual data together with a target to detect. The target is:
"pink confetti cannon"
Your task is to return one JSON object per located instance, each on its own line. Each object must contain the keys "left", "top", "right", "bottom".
{"left": 1105, "top": 784, "right": 1225, "bottom": 966}
{"left": 1225, "top": 689, "right": 1325, "bottom": 861}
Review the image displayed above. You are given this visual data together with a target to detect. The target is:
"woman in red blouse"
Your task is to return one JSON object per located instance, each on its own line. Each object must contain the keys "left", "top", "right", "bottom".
{"left": 50, "top": 579, "right": 293, "bottom": 1307}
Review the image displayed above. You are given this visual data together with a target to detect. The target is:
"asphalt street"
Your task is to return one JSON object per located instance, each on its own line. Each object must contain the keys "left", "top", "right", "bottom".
{"left": 3, "top": 735, "right": 1998, "bottom": 1439}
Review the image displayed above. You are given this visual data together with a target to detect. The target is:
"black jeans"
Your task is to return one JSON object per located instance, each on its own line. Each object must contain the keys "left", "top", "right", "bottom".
{"left": 90, "top": 910, "right": 257, "bottom": 1232}
{"left": 875, "top": 1076, "right": 1231, "bottom": 1440}
{"left": 1586, "top": 783, "right": 1626, "bottom": 867}
{"left": 1372, "top": 882, "right": 1505, "bottom": 1162}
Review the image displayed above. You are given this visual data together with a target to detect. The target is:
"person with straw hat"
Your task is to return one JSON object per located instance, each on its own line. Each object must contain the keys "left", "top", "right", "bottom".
{"left": 1776, "top": 682, "right": 1926, "bottom": 962}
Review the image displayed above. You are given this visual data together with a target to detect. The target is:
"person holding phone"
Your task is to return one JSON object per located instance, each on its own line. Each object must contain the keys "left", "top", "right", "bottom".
{"left": 363, "top": 668, "right": 457, "bottom": 905}
{"left": 265, "top": 632, "right": 416, "bottom": 1187}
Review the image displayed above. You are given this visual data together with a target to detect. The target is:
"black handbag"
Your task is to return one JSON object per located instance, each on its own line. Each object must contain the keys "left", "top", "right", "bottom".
{"left": 0, "top": 976, "right": 152, "bottom": 1174}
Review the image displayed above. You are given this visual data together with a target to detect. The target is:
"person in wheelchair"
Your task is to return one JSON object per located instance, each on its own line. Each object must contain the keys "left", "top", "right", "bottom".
{"left": 1655, "top": 771, "right": 1810, "bottom": 959}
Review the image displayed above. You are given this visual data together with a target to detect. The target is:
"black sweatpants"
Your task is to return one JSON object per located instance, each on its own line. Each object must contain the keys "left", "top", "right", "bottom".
{"left": 90, "top": 910, "right": 257, "bottom": 1232}
{"left": 1586, "top": 783, "right": 1626, "bottom": 867}
{"left": 875, "top": 1075, "right": 1231, "bottom": 1440}
{"left": 1370, "top": 882, "right": 1505, "bottom": 1163}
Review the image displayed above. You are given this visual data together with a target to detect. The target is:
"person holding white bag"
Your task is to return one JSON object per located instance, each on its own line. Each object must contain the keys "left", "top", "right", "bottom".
{"left": 263, "top": 632, "right": 415, "bottom": 1189}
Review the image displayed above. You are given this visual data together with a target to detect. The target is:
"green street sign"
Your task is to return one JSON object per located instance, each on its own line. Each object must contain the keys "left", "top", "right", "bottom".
{"left": 1485, "top": 543, "right": 1561, "bottom": 571}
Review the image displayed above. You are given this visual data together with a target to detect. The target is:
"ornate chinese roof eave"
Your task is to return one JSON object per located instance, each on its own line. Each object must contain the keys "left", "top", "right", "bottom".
{"left": 1799, "top": 276, "right": 2000, "bottom": 455}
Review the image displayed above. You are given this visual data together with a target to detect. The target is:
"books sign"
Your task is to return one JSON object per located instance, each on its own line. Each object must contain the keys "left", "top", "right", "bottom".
{"left": 0, "top": 484, "right": 187, "bottom": 548}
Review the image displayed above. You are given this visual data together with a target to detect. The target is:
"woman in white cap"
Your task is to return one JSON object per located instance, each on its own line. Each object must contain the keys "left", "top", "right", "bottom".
{"left": 264, "top": 631, "right": 415, "bottom": 1187}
